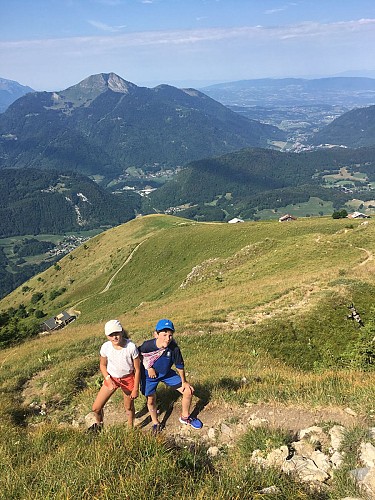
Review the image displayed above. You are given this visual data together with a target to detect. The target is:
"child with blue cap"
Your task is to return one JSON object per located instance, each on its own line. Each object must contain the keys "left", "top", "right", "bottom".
{"left": 139, "top": 318, "right": 203, "bottom": 433}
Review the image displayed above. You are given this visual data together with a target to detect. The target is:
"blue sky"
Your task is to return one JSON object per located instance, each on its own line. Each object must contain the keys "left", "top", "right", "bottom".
{"left": 1, "top": 0, "right": 375, "bottom": 91}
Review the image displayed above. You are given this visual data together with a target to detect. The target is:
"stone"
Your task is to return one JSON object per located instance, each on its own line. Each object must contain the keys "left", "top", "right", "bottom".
{"left": 266, "top": 446, "right": 289, "bottom": 468}
{"left": 84, "top": 412, "right": 98, "bottom": 428}
{"left": 329, "top": 425, "right": 346, "bottom": 451}
{"left": 299, "top": 426, "right": 324, "bottom": 441}
{"left": 285, "top": 456, "right": 330, "bottom": 483}
{"left": 311, "top": 450, "right": 331, "bottom": 473}
{"left": 361, "top": 466, "right": 375, "bottom": 497}
{"left": 344, "top": 407, "right": 357, "bottom": 417}
{"left": 207, "top": 446, "right": 220, "bottom": 457}
{"left": 292, "top": 440, "right": 316, "bottom": 458}
{"left": 259, "top": 485, "right": 280, "bottom": 494}
{"left": 330, "top": 451, "right": 344, "bottom": 469}
{"left": 359, "top": 442, "right": 375, "bottom": 467}
{"left": 207, "top": 427, "right": 216, "bottom": 440}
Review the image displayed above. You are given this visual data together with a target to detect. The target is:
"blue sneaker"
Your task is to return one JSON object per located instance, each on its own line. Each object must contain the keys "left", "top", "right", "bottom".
{"left": 179, "top": 415, "right": 203, "bottom": 429}
{"left": 151, "top": 423, "right": 162, "bottom": 435}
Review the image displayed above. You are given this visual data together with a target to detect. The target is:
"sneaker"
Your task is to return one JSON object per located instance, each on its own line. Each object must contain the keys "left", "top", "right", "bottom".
{"left": 151, "top": 423, "right": 161, "bottom": 435}
{"left": 86, "top": 422, "right": 103, "bottom": 434}
{"left": 179, "top": 415, "right": 203, "bottom": 429}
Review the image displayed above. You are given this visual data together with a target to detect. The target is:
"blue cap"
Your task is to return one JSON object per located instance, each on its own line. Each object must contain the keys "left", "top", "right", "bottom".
{"left": 155, "top": 319, "right": 175, "bottom": 332}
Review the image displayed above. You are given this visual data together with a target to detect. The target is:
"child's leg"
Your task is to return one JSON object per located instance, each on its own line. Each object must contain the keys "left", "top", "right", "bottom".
{"left": 92, "top": 385, "right": 116, "bottom": 424}
{"left": 177, "top": 385, "right": 193, "bottom": 419}
{"left": 123, "top": 393, "right": 135, "bottom": 427}
{"left": 146, "top": 394, "right": 159, "bottom": 425}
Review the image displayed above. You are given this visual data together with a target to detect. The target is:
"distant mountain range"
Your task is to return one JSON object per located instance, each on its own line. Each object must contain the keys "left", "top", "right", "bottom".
{"left": 0, "top": 73, "right": 285, "bottom": 176}
{"left": 200, "top": 77, "right": 375, "bottom": 107}
{"left": 0, "top": 77, "right": 34, "bottom": 113}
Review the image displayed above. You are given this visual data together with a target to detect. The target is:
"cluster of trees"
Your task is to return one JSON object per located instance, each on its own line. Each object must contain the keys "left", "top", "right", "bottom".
{"left": 0, "top": 169, "right": 141, "bottom": 238}
{"left": 14, "top": 238, "right": 55, "bottom": 257}
{"left": 0, "top": 304, "right": 41, "bottom": 349}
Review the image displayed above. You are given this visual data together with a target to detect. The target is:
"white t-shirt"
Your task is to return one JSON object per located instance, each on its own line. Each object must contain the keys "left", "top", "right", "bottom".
{"left": 100, "top": 339, "right": 139, "bottom": 378}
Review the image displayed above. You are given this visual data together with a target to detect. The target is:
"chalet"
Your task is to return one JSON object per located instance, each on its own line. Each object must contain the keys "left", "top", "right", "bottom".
{"left": 278, "top": 214, "right": 297, "bottom": 222}
{"left": 228, "top": 217, "right": 244, "bottom": 224}
{"left": 40, "top": 310, "right": 76, "bottom": 333}
{"left": 347, "top": 212, "right": 370, "bottom": 219}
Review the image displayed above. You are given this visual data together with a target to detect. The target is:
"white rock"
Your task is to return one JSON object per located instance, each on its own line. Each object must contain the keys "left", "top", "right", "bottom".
{"left": 266, "top": 446, "right": 289, "bottom": 468}
{"left": 292, "top": 440, "right": 316, "bottom": 458}
{"left": 360, "top": 442, "right": 375, "bottom": 467}
{"left": 287, "top": 456, "right": 330, "bottom": 483}
{"left": 311, "top": 450, "right": 331, "bottom": 473}
{"left": 331, "top": 451, "right": 344, "bottom": 469}
{"left": 207, "top": 446, "right": 220, "bottom": 457}
{"left": 207, "top": 427, "right": 216, "bottom": 440}
{"left": 259, "top": 485, "right": 280, "bottom": 494}
{"left": 84, "top": 412, "right": 98, "bottom": 428}
{"left": 344, "top": 407, "right": 357, "bottom": 416}
{"left": 329, "top": 425, "right": 346, "bottom": 450}
{"left": 361, "top": 466, "right": 375, "bottom": 497}
{"left": 299, "top": 426, "right": 324, "bottom": 440}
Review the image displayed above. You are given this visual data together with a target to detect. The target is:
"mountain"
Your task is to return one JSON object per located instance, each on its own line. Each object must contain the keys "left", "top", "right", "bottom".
{"left": 312, "top": 105, "right": 375, "bottom": 148}
{"left": 1, "top": 214, "right": 375, "bottom": 498}
{"left": 0, "top": 77, "right": 34, "bottom": 113}
{"left": 0, "top": 73, "right": 285, "bottom": 176}
{"left": 200, "top": 77, "right": 375, "bottom": 107}
{"left": 0, "top": 168, "right": 141, "bottom": 237}
{"left": 144, "top": 146, "right": 375, "bottom": 220}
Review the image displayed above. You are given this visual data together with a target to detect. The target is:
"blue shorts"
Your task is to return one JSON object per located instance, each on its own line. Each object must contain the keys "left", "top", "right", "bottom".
{"left": 141, "top": 369, "right": 182, "bottom": 396}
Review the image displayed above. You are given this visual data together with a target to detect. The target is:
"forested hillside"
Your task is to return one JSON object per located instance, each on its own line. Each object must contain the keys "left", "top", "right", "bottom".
{"left": 0, "top": 168, "right": 140, "bottom": 237}
{"left": 144, "top": 147, "right": 375, "bottom": 219}
{"left": 312, "top": 104, "right": 375, "bottom": 148}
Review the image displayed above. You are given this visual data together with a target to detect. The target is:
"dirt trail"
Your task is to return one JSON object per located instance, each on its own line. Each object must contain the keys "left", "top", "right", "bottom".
{"left": 70, "top": 240, "right": 147, "bottom": 313}
{"left": 91, "top": 396, "right": 364, "bottom": 443}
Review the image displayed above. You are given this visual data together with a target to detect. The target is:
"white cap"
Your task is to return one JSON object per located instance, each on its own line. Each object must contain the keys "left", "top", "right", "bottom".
{"left": 104, "top": 319, "right": 123, "bottom": 336}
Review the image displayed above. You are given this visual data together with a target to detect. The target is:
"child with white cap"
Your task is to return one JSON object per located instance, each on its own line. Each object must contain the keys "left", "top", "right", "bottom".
{"left": 91, "top": 319, "right": 140, "bottom": 430}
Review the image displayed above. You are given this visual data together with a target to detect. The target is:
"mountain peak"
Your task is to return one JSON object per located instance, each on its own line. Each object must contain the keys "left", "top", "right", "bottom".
{"left": 57, "top": 73, "right": 137, "bottom": 107}
{"left": 77, "top": 73, "right": 137, "bottom": 94}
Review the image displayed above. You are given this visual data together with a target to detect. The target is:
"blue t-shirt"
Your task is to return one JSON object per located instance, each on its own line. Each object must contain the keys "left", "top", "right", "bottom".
{"left": 139, "top": 338, "right": 184, "bottom": 378}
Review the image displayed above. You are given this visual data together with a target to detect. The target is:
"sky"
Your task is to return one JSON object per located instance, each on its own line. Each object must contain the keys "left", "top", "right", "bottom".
{"left": 1, "top": 0, "right": 375, "bottom": 91}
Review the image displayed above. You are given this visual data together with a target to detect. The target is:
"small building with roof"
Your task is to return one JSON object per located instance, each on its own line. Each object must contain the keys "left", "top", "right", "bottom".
{"left": 228, "top": 217, "right": 244, "bottom": 224}
{"left": 278, "top": 214, "right": 297, "bottom": 222}
{"left": 347, "top": 212, "right": 370, "bottom": 219}
{"left": 40, "top": 311, "right": 76, "bottom": 333}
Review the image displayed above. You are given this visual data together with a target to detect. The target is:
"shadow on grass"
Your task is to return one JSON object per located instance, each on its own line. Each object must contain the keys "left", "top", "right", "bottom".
{"left": 136, "top": 382, "right": 211, "bottom": 429}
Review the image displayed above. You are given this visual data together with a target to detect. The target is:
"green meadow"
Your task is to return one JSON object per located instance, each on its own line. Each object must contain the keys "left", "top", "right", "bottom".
{"left": 1, "top": 214, "right": 375, "bottom": 498}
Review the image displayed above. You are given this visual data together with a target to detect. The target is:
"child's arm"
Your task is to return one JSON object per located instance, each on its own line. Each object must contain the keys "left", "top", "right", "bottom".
{"left": 99, "top": 355, "right": 116, "bottom": 390}
{"left": 176, "top": 367, "right": 194, "bottom": 394}
{"left": 131, "top": 356, "right": 141, "bottom": 399}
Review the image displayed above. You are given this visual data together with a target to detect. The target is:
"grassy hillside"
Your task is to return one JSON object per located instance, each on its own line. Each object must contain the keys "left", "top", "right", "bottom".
{"left": 1, "top": 214, "right": 375, "bottom": 498}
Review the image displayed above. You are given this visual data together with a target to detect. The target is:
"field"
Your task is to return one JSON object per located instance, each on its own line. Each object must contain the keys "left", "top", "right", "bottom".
{"left": 1, "top": 215, "right": 375, "bottom": 498}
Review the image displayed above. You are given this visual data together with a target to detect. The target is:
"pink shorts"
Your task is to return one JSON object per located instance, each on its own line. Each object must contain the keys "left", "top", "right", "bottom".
{"left": 110, "top": 373, "right": 135, "bottom": 394}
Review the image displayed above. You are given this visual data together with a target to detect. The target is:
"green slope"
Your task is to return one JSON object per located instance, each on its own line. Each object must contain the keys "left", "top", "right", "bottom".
{"left": 1, "top": 214, "right": 375, "bottom": 498}
{"left": 2, "top": 213, "right": 375, "bottom": 369}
